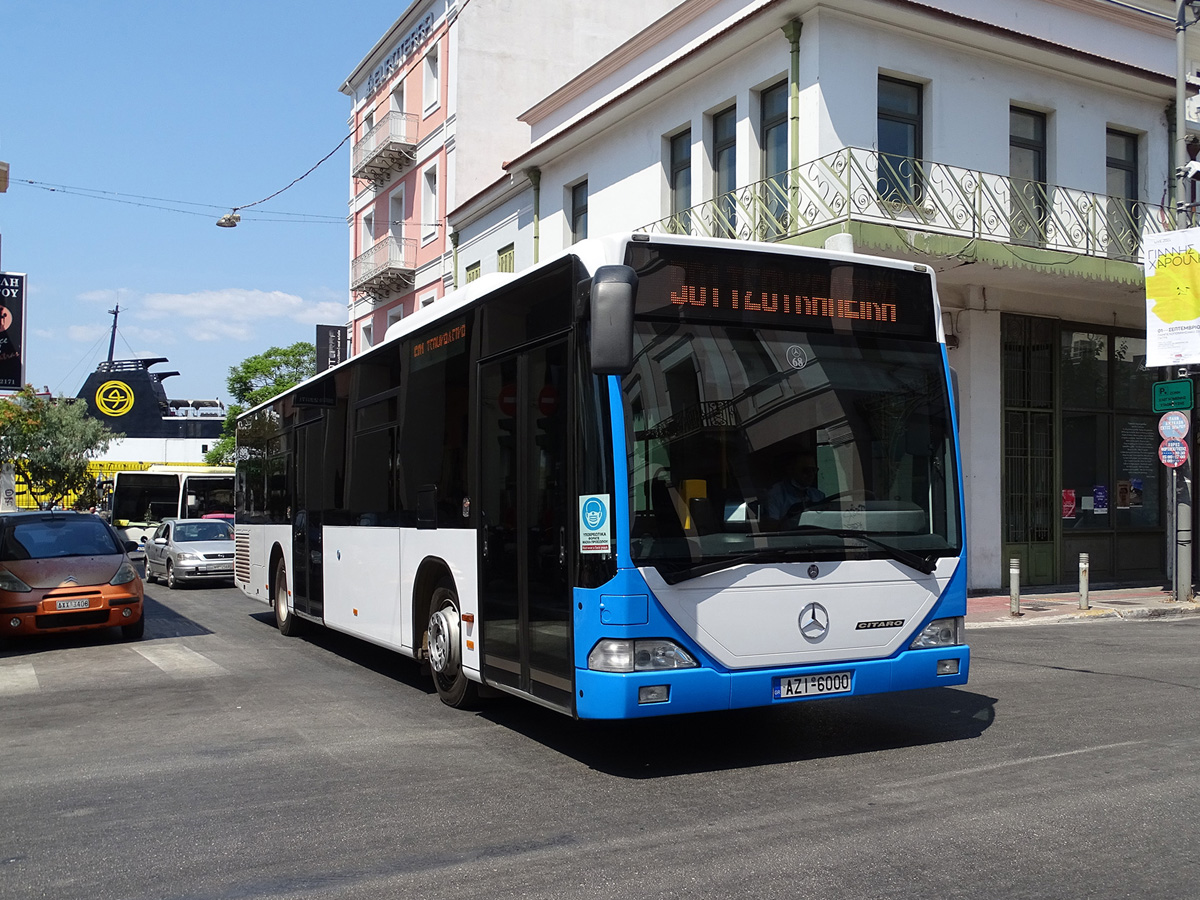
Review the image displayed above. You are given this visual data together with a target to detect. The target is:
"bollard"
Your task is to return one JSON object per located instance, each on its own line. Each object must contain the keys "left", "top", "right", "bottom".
{"left": 1078, "top": 553, "right": 1090, "bottom": 610}
{"left": 1009, "top": 557, "right": 1021, "bottom": 616}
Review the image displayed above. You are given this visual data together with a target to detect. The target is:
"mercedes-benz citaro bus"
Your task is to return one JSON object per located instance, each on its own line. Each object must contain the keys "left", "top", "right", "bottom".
{"left": 234, "top": 233, "right": 968, "bottom": 719}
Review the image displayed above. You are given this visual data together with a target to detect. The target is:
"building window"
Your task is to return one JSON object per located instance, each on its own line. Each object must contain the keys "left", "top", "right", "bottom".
{"left": 386, "top": 306, "right": 404, "bottom": 333}
{"left": 389, "top": 190, "right": 404, "bottom": 242}
{"left": 361, "top": 211, "right": 375, "bottom": 250}
{"left": 571, "top": 181, "right": 588, "bottom": 244}
{"left": 391, "top": 82, "right": 405, "bottom": 114}
{"left": 761, "top": 81, "right": 788, "bottom": 239}
{"left": 420, "top": 291, "right": 436, "bottom": 308}
{"left": 713, "top": 106, "right": 737, "bottom": 237}
{"left": 1010, "top": 106, "right": 1048, "bottom": 245}
{"left": 465, "top": 262, "right": 481, "bottom": 283}
{"left": 497, "top": 244, "right": 515, "bottom": 273}
{"left": 1106, "top": 129, "right": 1139, "bottom": 259}
{"left": 423, "top": 42, "right": 440, "bottom": 113}
{"left": 361, "top": 321, "right": 374, "bottom": 351}
{"left": 362, "top": 110, "right": 374, "bottom": 139}
{"left": 422, "top": 166, "right": 438, "bottom": 242}
{"left": 669, "top": 129, "right": 692, "bottom": 233}
{"left": 877, "top": 76, "right": 922, "bottom": 202}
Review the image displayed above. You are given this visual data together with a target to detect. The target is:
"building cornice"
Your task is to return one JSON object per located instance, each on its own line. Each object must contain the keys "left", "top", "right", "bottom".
{"left": 505, "top": 0, "right": 1175, "bottom": 175}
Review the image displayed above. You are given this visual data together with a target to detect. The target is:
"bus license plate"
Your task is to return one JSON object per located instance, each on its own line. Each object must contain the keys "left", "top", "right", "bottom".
{"left": 55, "top": 599, "right": 90, "bottom": 610}
{"left": 773, "top": 672, "right": 852, "bottom": 700}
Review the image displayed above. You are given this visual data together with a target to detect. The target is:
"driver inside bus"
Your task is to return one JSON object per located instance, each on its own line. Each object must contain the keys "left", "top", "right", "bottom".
{"left": 763, "top": 451, "right": 825, "bottom": 529}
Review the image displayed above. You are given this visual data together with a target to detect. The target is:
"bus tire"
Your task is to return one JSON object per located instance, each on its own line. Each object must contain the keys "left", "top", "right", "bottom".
{"left": 274, "top": 560, "right": 303, "bottom": 637}
{"left": 425, "top": 578, "right": 479, "bottom": 709}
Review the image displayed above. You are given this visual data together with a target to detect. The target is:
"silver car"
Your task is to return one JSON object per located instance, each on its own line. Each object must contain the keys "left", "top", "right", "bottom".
{"left": 144, "top": 518, "right": 235, "bottom": 589}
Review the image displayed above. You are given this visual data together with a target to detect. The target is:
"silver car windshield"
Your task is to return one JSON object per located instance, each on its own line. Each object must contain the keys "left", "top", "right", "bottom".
{"left": 173, "top": 522, "right": 233, "bottom": 542}
{"left": 623, "top": 322, "right": 960, "bottom": 578}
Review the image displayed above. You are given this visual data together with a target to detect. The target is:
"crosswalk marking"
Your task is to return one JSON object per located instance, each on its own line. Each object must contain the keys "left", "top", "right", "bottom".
{"left": 0, "top": 663, "right": 39, "bottom": 696}
{"left": 132, "top": 644, "right": 226, "bottom": 678}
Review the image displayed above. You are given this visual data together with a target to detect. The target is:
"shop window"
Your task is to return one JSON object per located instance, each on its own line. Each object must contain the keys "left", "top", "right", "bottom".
{"left": 1060, "top": 330, "right": 1108, "bottom": 409}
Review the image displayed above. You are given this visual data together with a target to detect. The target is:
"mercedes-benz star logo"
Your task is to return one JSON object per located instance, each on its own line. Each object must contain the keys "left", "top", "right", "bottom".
{"left": 799, "top": 602, "right": 830, "bottom": 643}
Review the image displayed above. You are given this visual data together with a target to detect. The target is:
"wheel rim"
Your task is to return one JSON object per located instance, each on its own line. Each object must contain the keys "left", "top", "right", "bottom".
{"left": 166, "top": 564, "right": 174, "bottom": 587}
{"left": 427, "top": 603, "right": 459, "bottom": 675}
{"left": 276, "top": 574, "right": 288, "bottom": 622}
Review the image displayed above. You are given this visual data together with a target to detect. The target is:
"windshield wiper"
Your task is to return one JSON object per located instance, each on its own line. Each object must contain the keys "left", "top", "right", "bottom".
{"left": 654, "top": 547, "right": 816, "bottom": 585}
{"left": 789, "top": 525, "right": 938, "bottom": 575}
{"left": 652, "top": 527, "right": 939, "bottom": 585}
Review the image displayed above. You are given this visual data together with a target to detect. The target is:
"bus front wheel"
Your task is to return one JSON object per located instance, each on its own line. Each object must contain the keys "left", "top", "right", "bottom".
{"left": 274, "top": 560, "right": 303, "bottom": 637}
{"left": 425, "top": 578, "right": 478, "bottom": 709}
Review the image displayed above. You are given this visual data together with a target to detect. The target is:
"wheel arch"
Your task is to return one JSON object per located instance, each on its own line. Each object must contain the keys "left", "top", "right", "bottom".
{"left": 411, "top": 556, "right": 455, "bottom": 658}
{"left": 267, "top": 541, "right": 287, "bottom": 606}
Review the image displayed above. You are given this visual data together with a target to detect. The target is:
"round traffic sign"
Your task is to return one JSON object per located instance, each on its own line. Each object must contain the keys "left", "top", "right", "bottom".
{"left": 1160, "top": 437, "right": 1189, "bottom": 468}
{"left": 498, "top": 383, "right": 516, "bottom": 417}
{"left": 537, "top": 385, "right": 558, "bottom": 417}
{"left": 1159, "top": 410, "right": 1190, "bottom": 440}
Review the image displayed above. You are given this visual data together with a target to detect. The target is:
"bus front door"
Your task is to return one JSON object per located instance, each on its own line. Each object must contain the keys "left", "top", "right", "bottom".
{"left": 478, "top": 340, "right": 573, "bottom": 711}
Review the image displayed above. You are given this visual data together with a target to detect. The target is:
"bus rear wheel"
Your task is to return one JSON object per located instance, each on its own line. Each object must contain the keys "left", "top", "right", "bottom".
{"left": 425, "top": 578, "right": 478, "bottom": 709}
{"left": 274, "top": 559, "right": 303, "bottom": 637}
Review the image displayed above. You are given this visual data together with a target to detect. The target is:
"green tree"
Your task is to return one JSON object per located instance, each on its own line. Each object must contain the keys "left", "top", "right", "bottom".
{"left": 205, "top": 342, "right": 316, "bottom": 466}
{"left": 0, "top": 386, "right": 121, "bottom": 507}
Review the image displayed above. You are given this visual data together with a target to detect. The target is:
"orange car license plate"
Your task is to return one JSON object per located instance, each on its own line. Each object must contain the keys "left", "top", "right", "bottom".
{"left": 55, "top": 599, "right": 90, "bottom": 610}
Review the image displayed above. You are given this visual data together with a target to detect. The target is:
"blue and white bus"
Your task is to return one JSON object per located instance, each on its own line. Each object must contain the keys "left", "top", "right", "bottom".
{"left": 234, "top": 233, "right": 968, "bottom": 719}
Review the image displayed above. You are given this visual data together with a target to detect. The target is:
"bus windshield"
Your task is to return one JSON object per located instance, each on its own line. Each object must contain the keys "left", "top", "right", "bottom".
{"left": 624, "top": 322, "right": 960, "bottom": 581}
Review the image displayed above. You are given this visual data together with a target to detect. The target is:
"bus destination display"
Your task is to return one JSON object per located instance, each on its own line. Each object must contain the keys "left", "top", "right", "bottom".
{"left": 628, "top": 242, "right": 937, "bottom": 340}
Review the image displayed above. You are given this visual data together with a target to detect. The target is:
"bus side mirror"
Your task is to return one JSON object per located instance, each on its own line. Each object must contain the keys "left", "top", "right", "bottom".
{"left": 589, "top": 265, "right": 637, "bottom": 376}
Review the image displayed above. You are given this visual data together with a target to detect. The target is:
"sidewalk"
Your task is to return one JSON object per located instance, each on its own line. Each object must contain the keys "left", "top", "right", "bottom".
{"left": 967, "top": 584, "right": 1200, "bottom": 628}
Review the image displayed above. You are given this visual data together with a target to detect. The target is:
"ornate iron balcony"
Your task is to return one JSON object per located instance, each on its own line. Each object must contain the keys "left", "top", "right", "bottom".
{"left": 639, "top": 147, "right": 1175, "bottom": 266}
{"left": 350, "top": 236, "right": 416, "bottom": 298}
{"left": 351, "top": 111, "right": 417, "bottom": 184}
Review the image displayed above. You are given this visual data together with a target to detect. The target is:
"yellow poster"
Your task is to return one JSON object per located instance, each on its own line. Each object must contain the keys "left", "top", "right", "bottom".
{"left": 1145, "top": 227, "right": 1200, "bottom": 367}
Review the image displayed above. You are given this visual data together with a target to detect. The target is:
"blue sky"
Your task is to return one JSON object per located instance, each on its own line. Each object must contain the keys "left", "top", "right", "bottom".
{"left": 0, "top": 2, "right": 407, "bottom": 404}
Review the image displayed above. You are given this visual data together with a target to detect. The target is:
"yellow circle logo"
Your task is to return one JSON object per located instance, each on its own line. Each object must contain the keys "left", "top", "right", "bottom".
{"left": 95, "top": 380, "right": 135, "bottom": 417}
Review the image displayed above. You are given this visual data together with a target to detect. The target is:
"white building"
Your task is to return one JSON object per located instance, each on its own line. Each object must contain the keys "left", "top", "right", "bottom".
{"left": 447, "top": 0, "right": 1197, "bottom": 591}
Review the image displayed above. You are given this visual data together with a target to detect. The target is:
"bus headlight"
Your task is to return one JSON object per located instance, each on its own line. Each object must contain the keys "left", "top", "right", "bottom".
{"left": 588, "top": 639, "right": 699, "bottom": 672}
{"left": 909, "top": 617, "right": 964, "bottom": 649}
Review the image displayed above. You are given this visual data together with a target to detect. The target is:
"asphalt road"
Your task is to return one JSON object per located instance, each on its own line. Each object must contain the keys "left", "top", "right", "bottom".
{"left": 1, "top": 583, "right": 1198, "bottom": 900}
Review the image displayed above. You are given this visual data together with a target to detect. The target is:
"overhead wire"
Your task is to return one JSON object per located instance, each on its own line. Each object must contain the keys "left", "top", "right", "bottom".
{"left": 11, "top": 129, "right": 355, "bottom": 225}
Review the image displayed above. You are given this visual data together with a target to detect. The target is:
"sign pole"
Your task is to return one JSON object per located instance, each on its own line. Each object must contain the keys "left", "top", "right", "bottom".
{"left": 1157, "top": 394, "right": 1194, "bottom": 600}
{"left": 1182, "top": 376, "right": 1194, "bottom": 602}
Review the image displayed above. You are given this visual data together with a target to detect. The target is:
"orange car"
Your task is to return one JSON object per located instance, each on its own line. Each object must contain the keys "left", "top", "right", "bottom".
{"left": 0, "top": 510, "right": 144, "bottom": 641}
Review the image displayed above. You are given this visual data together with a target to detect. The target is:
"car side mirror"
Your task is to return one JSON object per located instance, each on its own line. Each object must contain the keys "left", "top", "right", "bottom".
{"left": 154, "top": 537, "right": 168, "bottom": 545}
{"left": 123, "top": 540, "right": 139, "bottom": 553}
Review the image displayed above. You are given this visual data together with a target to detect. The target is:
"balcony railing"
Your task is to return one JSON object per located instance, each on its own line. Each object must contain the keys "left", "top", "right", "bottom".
{"left": 639, "top": 147, "right": 1176, "bottom": 266}
{"left": 350, "top": 236, "right": 416, "bottom": 297}
{"left": 351, "top": 111, "right": 417, "bottom": 183}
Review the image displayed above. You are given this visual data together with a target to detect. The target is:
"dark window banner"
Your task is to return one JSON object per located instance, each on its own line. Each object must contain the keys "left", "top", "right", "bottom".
{"left": 316, "top": 324, "right": 347, "bottom": 373}
{"left": 0, "top": 273, "right": 26, "bottom": 390}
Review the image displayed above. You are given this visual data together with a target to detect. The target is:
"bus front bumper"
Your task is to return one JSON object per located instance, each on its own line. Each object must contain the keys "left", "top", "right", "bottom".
{"left": 573, "top": 645, "right": 970, "bottom": 719}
